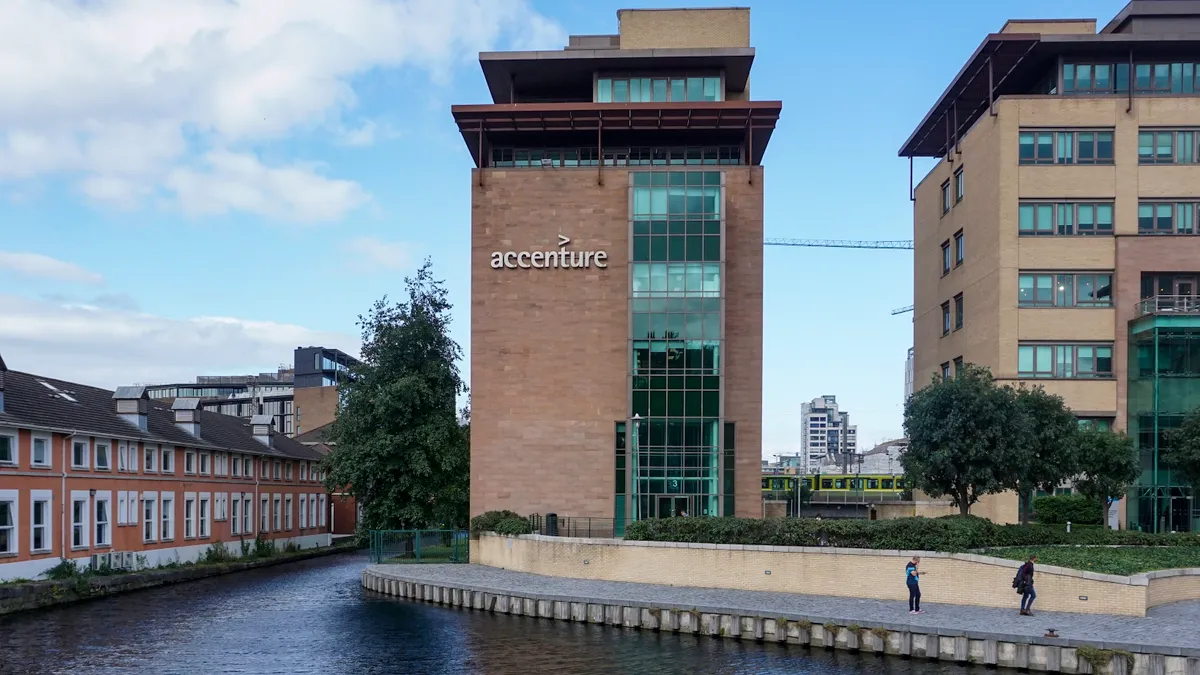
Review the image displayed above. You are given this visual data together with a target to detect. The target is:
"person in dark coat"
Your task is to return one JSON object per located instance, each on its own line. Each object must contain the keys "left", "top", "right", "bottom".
{"left": 1017, "top": 555, "right": 1037, "bottom": 615}
{"left": 906, "top": 556, "right": 924, "bottom": 614}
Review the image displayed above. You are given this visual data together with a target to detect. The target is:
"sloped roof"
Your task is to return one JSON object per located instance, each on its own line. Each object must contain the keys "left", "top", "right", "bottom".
{"left": 293, "top": 421, "right": 334, "bottom": 445}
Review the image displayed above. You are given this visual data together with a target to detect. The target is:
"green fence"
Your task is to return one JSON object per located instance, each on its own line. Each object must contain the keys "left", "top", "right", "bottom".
{"left": 369, "top": 530, "right": 469, "bottom": 564}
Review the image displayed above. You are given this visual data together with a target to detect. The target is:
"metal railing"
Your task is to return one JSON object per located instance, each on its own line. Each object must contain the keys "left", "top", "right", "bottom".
{"left": 528, "top": 515, "right": 621, "bottom": 539}
{"left": 369, "top": 529, "right": 469, "bottom": 564}
{"left": 1138, "top": 294, "right": 1200, "bottom": 317}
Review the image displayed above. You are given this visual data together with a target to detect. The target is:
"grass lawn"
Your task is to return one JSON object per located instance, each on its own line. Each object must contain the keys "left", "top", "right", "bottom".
{"left": 982, "top": 546, "right": 1200, "bottom": 575}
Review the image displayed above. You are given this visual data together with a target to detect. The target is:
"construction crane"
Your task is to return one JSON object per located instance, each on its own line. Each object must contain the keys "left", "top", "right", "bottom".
{"left": 891, "top": 305, "right": 914, "bottom": 315}
{"left": 765, "top": 238, "right": 913, "bottom": 250}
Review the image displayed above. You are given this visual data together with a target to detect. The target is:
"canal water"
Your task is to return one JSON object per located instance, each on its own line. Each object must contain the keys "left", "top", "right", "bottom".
{"left": 0, "top": 553, "right": 971, "bottom": 674}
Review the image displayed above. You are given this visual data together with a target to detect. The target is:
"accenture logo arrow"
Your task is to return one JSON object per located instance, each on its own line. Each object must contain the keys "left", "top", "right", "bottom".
{"left": 558, "top": 234, "right": 571, "bottom": 247}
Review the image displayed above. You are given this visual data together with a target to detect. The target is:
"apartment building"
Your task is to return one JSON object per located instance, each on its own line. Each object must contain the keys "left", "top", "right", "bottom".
{"left": 0, "top": 353, "right": 332, "bottom": 581}
{"left": 902, "top": 0, "right": 1200, "bottom": 531}
{"left": 800, "top": 395, "right": 857, "bottom": 473}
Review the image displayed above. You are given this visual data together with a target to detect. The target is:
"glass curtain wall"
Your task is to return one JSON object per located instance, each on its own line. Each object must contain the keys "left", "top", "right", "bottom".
{"left": 623, "top": 170, "right": 725, "bottom": 522}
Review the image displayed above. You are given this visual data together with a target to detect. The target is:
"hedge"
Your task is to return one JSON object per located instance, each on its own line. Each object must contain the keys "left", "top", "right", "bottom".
{"left": 1033, "top": 495, "right": 1104, "bottom": 525}
{"left": 624, "top": 515, "right": 1200, "bottom": 552}
{"left": 470, "top": 510, "right": 526, "bottom": 536}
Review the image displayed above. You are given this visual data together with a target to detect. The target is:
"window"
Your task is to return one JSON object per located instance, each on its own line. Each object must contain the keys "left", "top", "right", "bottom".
{"left": 285, "top": 495, "right": 293, "bottom": 530}
{"left": 184, "top": 495, "right": 196, "bottom": 538}
{"left": 128, "top": 490, "right": 138, "bottom": 528}
{"left": 71, "top": 495, "right": 89, "bottom": 548}
{"left": 73, "top": 441, "right": 88, "bottom": 469}
{"left": 233, "top": 456, "right": 242, "bottom": 477}
{"left": 262, "top": 459, "right": 269, "bottom": 478}
{"left": 0, "top": 432, "right": 14, "bottom": 465}
{"left": 161, "top": 447, "right": 174, "bottom": 473}
{"left": 941, "top": 240, "right": 951, "bottom": 275}
{"left": 1139, "top": 202, "right": 1197, "bottom": 235}
{"left": 1138, "top": 130, "right": 1188, "bottom": 164}
{"left": 319, "top": 495, "right": 327, "bottom": 527}
{"left": 1018, "top": 343, "right": 1114, "bottom": 378}
{"left": 243, "top": 496, "right": 253, "bottom": 535}
{"left": 261, "top": 496, "right": 270, "bottom": 533}
{"left": 940, "top": 362, "right": 951, "bottom": 380}
{"left": 596, "top": 75, "right": 722, "bottom": 103}
{"left": 160, "top": 494, "right": 174, "bottom": 541}
{"left": 0, "top": 490, "right": 15, "bottom": 555}
{"left": 198, "top": 495, "right": 210, "bottom": 538}
{"left": 1019, "top": 202, "right": 1114, "bottom": 236}
{"left": 118, "top": 492, "right": 128, "bottom": 526}
{"left": 300, "top": 463, "right": 307, "bottom": 481}
{"left": 1018, "top": 272, "right": 1113, "bottom": 307}
{"left": 31, "top": 493, "right": 51, "bottom": 552}
{"left": 232, "top": 497, "right": 241, "bottom": 535}
{"left": 1019, "top": 130, "right": 1114, "bottom": 165}
{"left": 129, "top": 442, "right": 138, "bottom": 472}
{"left": 95, "top": 493, "right": 111, "bottom": 547}
{"left": 143, "top": 494, "right": 157, "bottom": 542}
{"left": 32, "top": 435, "right": 50, "bottom": 467}
{"left": 95, "top": 442, "right": 111, "bottom": 471}
{"left": 215, "top": 493, "right": 227, "bottom": 521}
{"left": 953, "top": 357, "right": 964, "bottom": 378}
{"left": 309, "top": 496, "right": 317, "bottom": 530}
{"left": 953, "top": 231, "right": 964, "bottom": 266}
{"left": 299, "top": 495, "right": 308, "bottom": 529}
{"left": 117, "top": 441, "right": 127, "bottom": 471}
{"left": 941, "top": 302, "right": 951, "bottom": 336}
{"left": 273, "top": 461, "right": 281, "bottom": 480}
{"left": 285, "top": 463, "right": 293, "bottom": 481}
{"left": 199, "top": 452, "right": 210, "bottom": 475}
{"left": 1078, "top": 417, "right": 1114, "bottom": 431}
{"left": 185, "top": 451, "right": 196, "bottom": 475}
{"left": 954, "top": 167, "right": 964, "bottom": 202}
{"left": 954, "top": 293, "right": 964, "bottom": 330}
{"left": 273, "top": 495, "right": 281, "bottom": 531}
{"left": 941, "top": 180, "right": 951, "bottom": 214}
{"left": 144, "top": 444, "right": 157, "bottom": 472}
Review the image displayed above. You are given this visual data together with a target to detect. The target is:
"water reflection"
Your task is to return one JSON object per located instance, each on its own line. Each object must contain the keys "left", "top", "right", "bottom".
{"left": 0, "top": 554, "right": 971, "bottom": 674}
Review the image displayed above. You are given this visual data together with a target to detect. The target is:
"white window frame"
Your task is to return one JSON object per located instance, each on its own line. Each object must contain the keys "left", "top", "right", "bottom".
{"left": 300, "top": 462, "right": 308, "bottom": 481}
{"left": 309, "top": 496, "right": 317, "bottom": 531}
{"left": 198, "top": 493, "right": 211, "bottom": 538}
{"left": 0, "top": 489, "right": 17, "bottom": 555}
{"left": 143, "top": 492, "right": 158, "bottom": 542}
{"left": 231, "top": 496, "right": 241, "bottom": 535}
{"left": 95, "top": 440, "right": 111, "bottom": 471}
{"left": 232, "top": 456, "right": 242, "bottom": 478}
{"left": 129, "top": 441, "right": 138, "bottom": 472}
{"left": 71, "top": 490, "right": 90, "bottom": 549}
{"left": 94, "top": 491, "right": 112, "bottom": 547}
{"left": 185, "top": 451, "right": 196, "bottom": 475}
{"left": 30, "top": 490, "right": 52, "bottom": 553}
{"left": 128, "top": 490, "right": 138, "bottom": 527}
{"left": 319, "top": 494, "right": 327, "bottom": 527}
{"left": 118, "top": 491, "right": 128, "bottom": 526}
{"left": 184, "top": 493, "right": 197, "bottom": 539}
{"left": 284, "top": 494, "right": 293, "bottom": 531}
{"left": 117, "top": 441, "right": 128, "bottom": 471}
{"left": 285, "top": 463, "right": 293, "bottom": 481}
{"left": 245, "top": 456, "right": 254, "bottom": 479}
{"left": 144, "top": 443, "right": 158, "bottom": 473}
{"left": 299, "top": 494, "right": 308, "bottom": 529}
{"left": 215, "top": 492, "right": 227, "bottom": 521}
{"left": 272, "top": 494, "right": 281, "bottom": 531}
{"left": 199, "top": 452, "right": 210, "bottom": 476}
{"left": 162, "top": 447, "right": 175, "bottom": 473}
{"left": 243, "top": 496, "right": 253, "bottom": 535}
{"left": 31, "top": 434, "right": 52, "bottom": 468}
{"left": 262, "top": 459, "right": 269, "bottom": 478}
{"left": 72, "top": 440, "right": 89, "bottom": 469}
{"left": 0, "top": 429, "right": 16, "bottom": 467}
{"left": 160, "top": 492, "right": 174, "bottom": 541}
{"left": 261, "top": 496, "right": 269, "bottom": 533}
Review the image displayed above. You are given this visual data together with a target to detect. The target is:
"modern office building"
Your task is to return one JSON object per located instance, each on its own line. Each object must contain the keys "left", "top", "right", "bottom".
{"left": 455, "top": 7, "right": 780, "bottom": 526}
{"left": 799, "top": 395, "right": 857, "bottom": 473}
{"left": 902, "top": 0, "right": 1200, "bottom": 530}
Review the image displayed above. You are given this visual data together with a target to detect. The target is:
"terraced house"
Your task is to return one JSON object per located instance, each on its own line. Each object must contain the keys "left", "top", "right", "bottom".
{"left": 903, "top": 0, "right": 1200, "bottom": 530}
{"left": 0, "top": 352, "right": 332, "bottom": 581}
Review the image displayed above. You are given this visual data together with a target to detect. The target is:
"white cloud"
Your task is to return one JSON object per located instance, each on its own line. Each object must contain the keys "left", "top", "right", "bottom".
{"left": 0, "top": 293, "right": 358, "bottom": 389}
{"left": 165, "top": 150, "right": 370, "bottom": 223}
{"left": 0, "top": 251, "right": 105, "bottom": 285}
{"left": 0, "top": 0, "right": 566, "bottom": 220}
{"left": 335, "top": 120, "right": 402, "bottom": 148}
{"left": 344, "top": 236, "right": 413, "bottom": 271}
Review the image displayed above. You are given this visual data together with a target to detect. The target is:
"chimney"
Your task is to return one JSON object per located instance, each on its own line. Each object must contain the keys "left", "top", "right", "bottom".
{"left": 250, "top": 414, "right": 273, "bottom": 447}
{"left": 113, "top": 386, "right": 149, "bottom": 431}
{"left": 172, "top": 398, "right": 202, "bottom": 436}
{"left": 0, "top": 351, "right": 6, "bottom": 413}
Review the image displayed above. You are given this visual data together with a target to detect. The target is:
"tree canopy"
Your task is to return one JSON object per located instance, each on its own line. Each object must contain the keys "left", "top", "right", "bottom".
{"left": 1072, "top": 427, "right": 1138, "bottom": 527}
{"left": 323, "top": 260, "right": 469, "bottom": 531}
{"left": 1010, "top": 385, "right": 1081, "bottom": 523}
{"left": 1167, "top": 407, "right": 1200, "bottom": 489}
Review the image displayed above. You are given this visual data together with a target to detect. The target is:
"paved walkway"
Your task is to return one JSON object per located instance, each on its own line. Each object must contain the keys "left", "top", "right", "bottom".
{"left": 368, "top": 564, "right": 1200, "bottom": 656}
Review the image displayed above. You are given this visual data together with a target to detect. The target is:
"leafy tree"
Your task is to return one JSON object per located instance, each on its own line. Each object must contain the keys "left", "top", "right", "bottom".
{"left": 1010, "top": 386, "right": 1081, "bottom": 525}
{"left": 1168, "top": 407, "right": 1200, "bottom": 490}
{"left": 323, "top": 260, "right": 470, "bottom": 531}
{"left": 1072, "top": 427, "right": 1138, "bottom": 529}
{"left": 902, "top": 364, "right": 1030, "bottom": 515}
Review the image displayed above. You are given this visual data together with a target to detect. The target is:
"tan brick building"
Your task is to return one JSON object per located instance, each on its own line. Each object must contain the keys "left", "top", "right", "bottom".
{"left": 903, "top": 0, "right": 1200, "bottom": 531}
{"left": 453, "top": 8, "right": 781, "bottom": 529}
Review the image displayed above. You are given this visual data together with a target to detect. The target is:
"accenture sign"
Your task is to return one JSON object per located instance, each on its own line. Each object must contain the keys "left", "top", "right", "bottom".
{"left": 490, "top": 235, "right": 609, "bottom": 270}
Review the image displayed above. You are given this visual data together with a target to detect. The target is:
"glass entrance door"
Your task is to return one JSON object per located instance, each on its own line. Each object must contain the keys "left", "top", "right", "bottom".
{"left": 1174, "top": 277, "right": 1197, "bottom": 311}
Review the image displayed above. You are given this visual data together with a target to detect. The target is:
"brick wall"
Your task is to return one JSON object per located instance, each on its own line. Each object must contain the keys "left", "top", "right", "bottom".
{"left": 617, "top": 8, "right": 750, "bottom": 50}
{"left": 293, "top": 386, "right": 338, "bottom": 437}
{"left": 476, "top": 534, "right": 1161, "bottom": 616}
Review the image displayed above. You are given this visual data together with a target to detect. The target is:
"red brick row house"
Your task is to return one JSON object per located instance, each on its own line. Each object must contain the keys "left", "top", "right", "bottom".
{"left": 0, "top": 354, "right": 332, "bottom": 581}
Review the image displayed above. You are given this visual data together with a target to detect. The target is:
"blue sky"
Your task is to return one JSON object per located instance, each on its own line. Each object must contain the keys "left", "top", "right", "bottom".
{"left": 0, "top": 0, "right": 1127, "bottom": 458}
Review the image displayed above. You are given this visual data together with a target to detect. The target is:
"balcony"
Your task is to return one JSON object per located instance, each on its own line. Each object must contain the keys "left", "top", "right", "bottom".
{"left": 1137, "top": 295, "right": 1200, "bottom": 317}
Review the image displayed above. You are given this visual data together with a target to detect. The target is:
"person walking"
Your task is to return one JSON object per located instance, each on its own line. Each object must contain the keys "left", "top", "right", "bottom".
{"left": 1016, "top": 555, "right": 1038, "bottom": 616}
{"left": 906, "top": 556, "right": 924, "bottom": 614}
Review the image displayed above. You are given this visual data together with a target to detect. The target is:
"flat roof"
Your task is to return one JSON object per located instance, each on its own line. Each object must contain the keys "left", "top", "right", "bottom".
{"left": 451, "top": 100, "right": 782, "bottom": 167}
{"left": 478, "top": 48, "right": 754, "bottom": 103}
{"left": 898, "top": 33, "right": 1200, "bottom": 158}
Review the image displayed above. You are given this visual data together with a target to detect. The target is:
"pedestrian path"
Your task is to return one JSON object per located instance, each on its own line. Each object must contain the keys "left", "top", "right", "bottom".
{"left": 368, "top": 563, "right": 1200, "bottom": 655}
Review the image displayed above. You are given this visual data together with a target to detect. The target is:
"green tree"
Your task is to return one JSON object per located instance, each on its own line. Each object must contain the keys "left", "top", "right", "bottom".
{"left": 1072, "top": 427, "right": 1138, "bottom": 529}
{"left": 1011, "top": 386, "right": 1080, "bottom": 525}
{"left": 323, "top": 260, "right": 470, "bottom": 531}
{"left": 1168, "top": 407, "right": 1200, "bottom": 492}
{"left": 902, "top": 364, "right": 1029, "bottom": 515}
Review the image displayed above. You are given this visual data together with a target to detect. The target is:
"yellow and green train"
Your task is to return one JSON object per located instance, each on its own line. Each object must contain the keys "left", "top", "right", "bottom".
{"left": 761, "top": 473, "right": 908, "bottom": 496}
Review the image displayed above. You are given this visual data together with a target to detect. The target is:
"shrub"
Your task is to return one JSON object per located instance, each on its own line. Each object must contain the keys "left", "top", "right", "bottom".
{"left": 253, "top": 533, "right": 277, "bottom": 558}
{"left": 470, "top": 510, "right": 526, "bottom": 535}
{"left": 202, "top": 542, "right": 234, "bottom": 564}
{"left": 1033, "top": 495, "right": 1103, "bottom": 525}
{"left": 623, "top": 515, "right": 1200, "bottom": 552}
{"left": 42, "top": 558, "right": 85, "bottom": 581}
{"left": 492, "top": 517, "right": 534, "bottom": 536}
